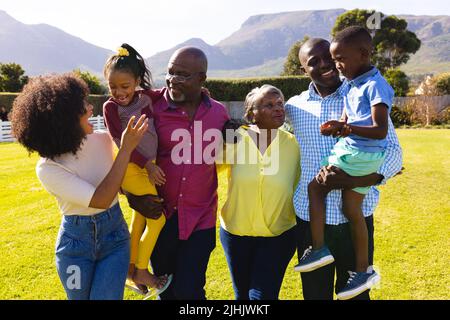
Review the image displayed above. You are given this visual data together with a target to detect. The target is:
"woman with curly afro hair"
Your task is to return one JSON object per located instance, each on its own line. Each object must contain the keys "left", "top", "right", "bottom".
{"left": 11, "top": 73, "right": 151, "bottom": 300}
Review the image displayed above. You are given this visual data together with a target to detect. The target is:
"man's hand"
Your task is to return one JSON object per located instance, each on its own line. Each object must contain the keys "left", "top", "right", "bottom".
{"left": 316, "top": 165, "right": 354, "bottom": 189}
{"left": 145, "top": 161, "right": 166, "bottom": 186}
{"left": 393, "top": 166, "right": 405, "bottom": 177}
{"left": 316, "top": 165, "right": 384, "bottom": 190}
{"left": 124, "top": 191, "right": 164, "bottom": 219}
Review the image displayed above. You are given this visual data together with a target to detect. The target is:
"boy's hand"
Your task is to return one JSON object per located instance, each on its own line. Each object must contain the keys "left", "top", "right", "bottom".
{"left": 320, "top": 120, "right": 343, "bottom": 136}
{"left": 320, "top": 120, "right": 351, "bottom": 137}
{"left": 145, "top": 162, "right": 166, "bottom": 186}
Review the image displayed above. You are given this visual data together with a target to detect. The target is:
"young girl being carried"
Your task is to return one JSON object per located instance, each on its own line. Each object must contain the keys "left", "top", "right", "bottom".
{"left": 103, "top": 43, "right": 171, "bottom": 298}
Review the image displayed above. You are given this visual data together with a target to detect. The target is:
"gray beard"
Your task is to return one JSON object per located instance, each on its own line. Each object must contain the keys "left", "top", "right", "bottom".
{"left": 168, "top": 90, "right": 185, "bottom": 103}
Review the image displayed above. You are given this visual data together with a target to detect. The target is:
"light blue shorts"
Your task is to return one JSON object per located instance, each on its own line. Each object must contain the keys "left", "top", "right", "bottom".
{"left": 322, "top": 139, "right": 385, "bottom": 194}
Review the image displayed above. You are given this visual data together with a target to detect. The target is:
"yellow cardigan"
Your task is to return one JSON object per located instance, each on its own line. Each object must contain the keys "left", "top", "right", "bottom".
{"left": 218, "top": 127, "right": 300, "bottom": 237}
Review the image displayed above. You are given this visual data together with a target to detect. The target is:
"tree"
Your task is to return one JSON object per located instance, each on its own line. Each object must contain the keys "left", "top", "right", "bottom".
{"left": 0, "top": 63, "right": 29, "bottom": 92}
{"left": 281, "top": 36, "right": 309, "bottom": 76}
{"left": 73, "top": 69, "right": 107, "bottom": 94}
{"left": 434, "top": 72, "right": 450, "bottom": 95}
{"left": 384, "top": 68, "right": 409, "bottom": 97}
{"left": 332, "top": 9, "right": 421, "bottom": 73}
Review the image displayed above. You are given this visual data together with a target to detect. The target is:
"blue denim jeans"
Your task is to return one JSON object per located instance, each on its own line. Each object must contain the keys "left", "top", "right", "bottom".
{"left": 55, "top": 203, "right": 130, "bottom": 300}
{"left": 220, "top": 226, "right": 296, "bottom": 300}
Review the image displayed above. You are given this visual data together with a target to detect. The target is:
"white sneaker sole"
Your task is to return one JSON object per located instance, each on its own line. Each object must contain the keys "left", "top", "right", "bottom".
{"left": 294, "top": 255, "right": 335, "bottom": 272}
{"left": 336, "top": 273, "right": 381, "bottom": 300}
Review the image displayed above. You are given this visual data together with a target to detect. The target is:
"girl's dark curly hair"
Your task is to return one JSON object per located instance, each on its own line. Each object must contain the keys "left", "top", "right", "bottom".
{"left": 11, "top": 73, "right": 90, "bottom": 159}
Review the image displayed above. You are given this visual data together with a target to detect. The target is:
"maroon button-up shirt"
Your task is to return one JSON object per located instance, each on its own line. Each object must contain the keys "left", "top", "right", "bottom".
{"left": 152, "top": 88, "right": 230, "bottom": 240}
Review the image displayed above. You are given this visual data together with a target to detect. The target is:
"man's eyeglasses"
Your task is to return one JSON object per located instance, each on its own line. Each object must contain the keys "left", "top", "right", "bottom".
{"left": 165, "top": 72, "right": 203, "bottom": 83}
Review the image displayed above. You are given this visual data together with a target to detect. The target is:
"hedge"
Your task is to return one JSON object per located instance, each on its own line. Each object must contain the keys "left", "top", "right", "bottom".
{"left": 1, "top": 76, "right": 310, "bottom": 115}
{"left": 0, "top": 93, "right": 109, "bottom": 116}
{"left": 0, "top": 93, "right": 17, "bottom": 113}
{"left": 205, "top": 76, "right": 310, "bottom": 101}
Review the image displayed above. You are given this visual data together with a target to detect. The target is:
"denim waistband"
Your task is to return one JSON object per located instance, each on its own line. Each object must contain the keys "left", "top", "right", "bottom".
{"left": 62, "top": 203, "right": 121, "bottom": 225}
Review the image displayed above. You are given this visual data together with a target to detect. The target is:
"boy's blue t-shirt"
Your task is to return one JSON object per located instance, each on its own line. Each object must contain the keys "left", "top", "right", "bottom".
{"left": 342, "top": 66, "right": 394, "bottom": 153}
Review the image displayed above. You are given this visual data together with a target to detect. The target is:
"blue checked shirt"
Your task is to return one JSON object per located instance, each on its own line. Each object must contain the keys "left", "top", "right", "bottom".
{"left": 285, "top": 82, "right": 403, "bottom": 225}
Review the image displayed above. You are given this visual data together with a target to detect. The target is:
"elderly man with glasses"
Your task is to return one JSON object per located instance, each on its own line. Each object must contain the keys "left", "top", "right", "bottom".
{"left": 127, "top": 46, "right": 230, "bottom": 300}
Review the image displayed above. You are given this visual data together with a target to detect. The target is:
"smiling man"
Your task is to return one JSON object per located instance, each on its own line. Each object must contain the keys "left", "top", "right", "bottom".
{"left": 285, "top": 38, "right": 403, "bottom": 300}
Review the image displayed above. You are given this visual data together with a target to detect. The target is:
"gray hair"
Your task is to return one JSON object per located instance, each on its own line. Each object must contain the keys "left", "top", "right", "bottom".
{"left": 244, "top": 84, "right": 285, "bottom": 123}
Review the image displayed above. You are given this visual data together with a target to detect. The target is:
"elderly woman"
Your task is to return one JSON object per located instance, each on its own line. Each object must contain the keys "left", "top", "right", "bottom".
{"left": 10, "top": 73, "right": 151, "bottom": 300}
{"left": 218, "top": 84, "right": 300, "bottom": 300}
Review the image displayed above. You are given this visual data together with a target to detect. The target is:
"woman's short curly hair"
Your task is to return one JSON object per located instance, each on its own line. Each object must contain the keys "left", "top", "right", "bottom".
{"left": 11, "top": 73, "right": 89, "bottom": 159}
{"left": 243, "top": 84, "right": 284, "bottom": 123}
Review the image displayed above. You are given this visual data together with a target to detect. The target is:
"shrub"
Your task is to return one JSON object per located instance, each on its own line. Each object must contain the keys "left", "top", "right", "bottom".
{"left": 432, "top": 107, "right": 450, "bottom": 125}
{"left": 384, "top": 68, "right": 409, "bottom": 97}
{"left": 281, "top": 36, "right": 309, "bottom": 76}
{"left": 402, "top": 97, "right": 441, "bottom": 126}
{"left": 434, "top": 72, "right": 450, "bottom": 95}
{"left": 0, "top": 63, "right": 29, "bottom": 92}
{"left": 73, "top": 69, "right": 108, "bottom": 95}
{"left": 390, "top": 105, "right": 412, "bottom": 127}
{"left": 205, "top": 76, "right": 310, "bottom": 101}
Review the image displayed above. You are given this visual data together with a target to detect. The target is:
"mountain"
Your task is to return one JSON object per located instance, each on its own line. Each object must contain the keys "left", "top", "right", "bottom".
{"left": 0, "top": 9, "right": 449, "bottom": 80}
{"left": 397, "top": 15, "right": 450, "bottom": 76}
{"left": 215, "top": 9, "right": 345, "bottom": 69}
{"left": 0, "top": 10, "right": 113, "bottom": 76}
{"left": 147, "top": 9, "right": 450, "bottom": 80}
{"left": 147, "top": 37, "right": 231, "bottom": 78}
{"left": 147, "top": 9, "right": 346, "bottom": 80}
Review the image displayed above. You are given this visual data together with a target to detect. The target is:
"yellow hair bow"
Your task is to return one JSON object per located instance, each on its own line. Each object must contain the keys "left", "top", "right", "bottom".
{"left": 117, "top": 47, "right": 129, "bottom": 57}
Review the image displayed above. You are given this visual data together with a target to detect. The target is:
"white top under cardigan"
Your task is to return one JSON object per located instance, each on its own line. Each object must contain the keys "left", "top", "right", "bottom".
{"left": 36, "top": 131, "right": 119, "bottom": 216}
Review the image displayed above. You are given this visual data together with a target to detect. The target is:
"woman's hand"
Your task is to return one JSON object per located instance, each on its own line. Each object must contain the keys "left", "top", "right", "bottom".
{"left": 201, "top": 87, "right": 211, "bottom": 98}
{"left": 120, "top": 115, "right": 148, "bottom": 153}
{"left": 145, "top": 161, "right": 166, "bottom": 186}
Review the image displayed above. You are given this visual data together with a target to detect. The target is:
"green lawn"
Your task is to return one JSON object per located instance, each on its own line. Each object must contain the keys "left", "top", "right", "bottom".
{"left": 0, "top": 129, "right": 449, "bottom": 300}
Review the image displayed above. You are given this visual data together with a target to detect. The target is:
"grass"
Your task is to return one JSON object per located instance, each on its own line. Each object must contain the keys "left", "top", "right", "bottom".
{"left": 0, "top": 129, "right": 449, "bottom": 300}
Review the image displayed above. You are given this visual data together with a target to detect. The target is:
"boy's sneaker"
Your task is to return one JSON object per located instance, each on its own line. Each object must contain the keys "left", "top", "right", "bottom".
{"left": 336, "top": 269, "right": 381, "bottom": 300}
{"left": 294, "top": 246, "right": 335, "bottom": 272}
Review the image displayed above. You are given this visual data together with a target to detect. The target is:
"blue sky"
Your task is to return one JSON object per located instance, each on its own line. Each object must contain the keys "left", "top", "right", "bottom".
{"left": 1, "top": 0, "right": 449, "bottom": 57}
